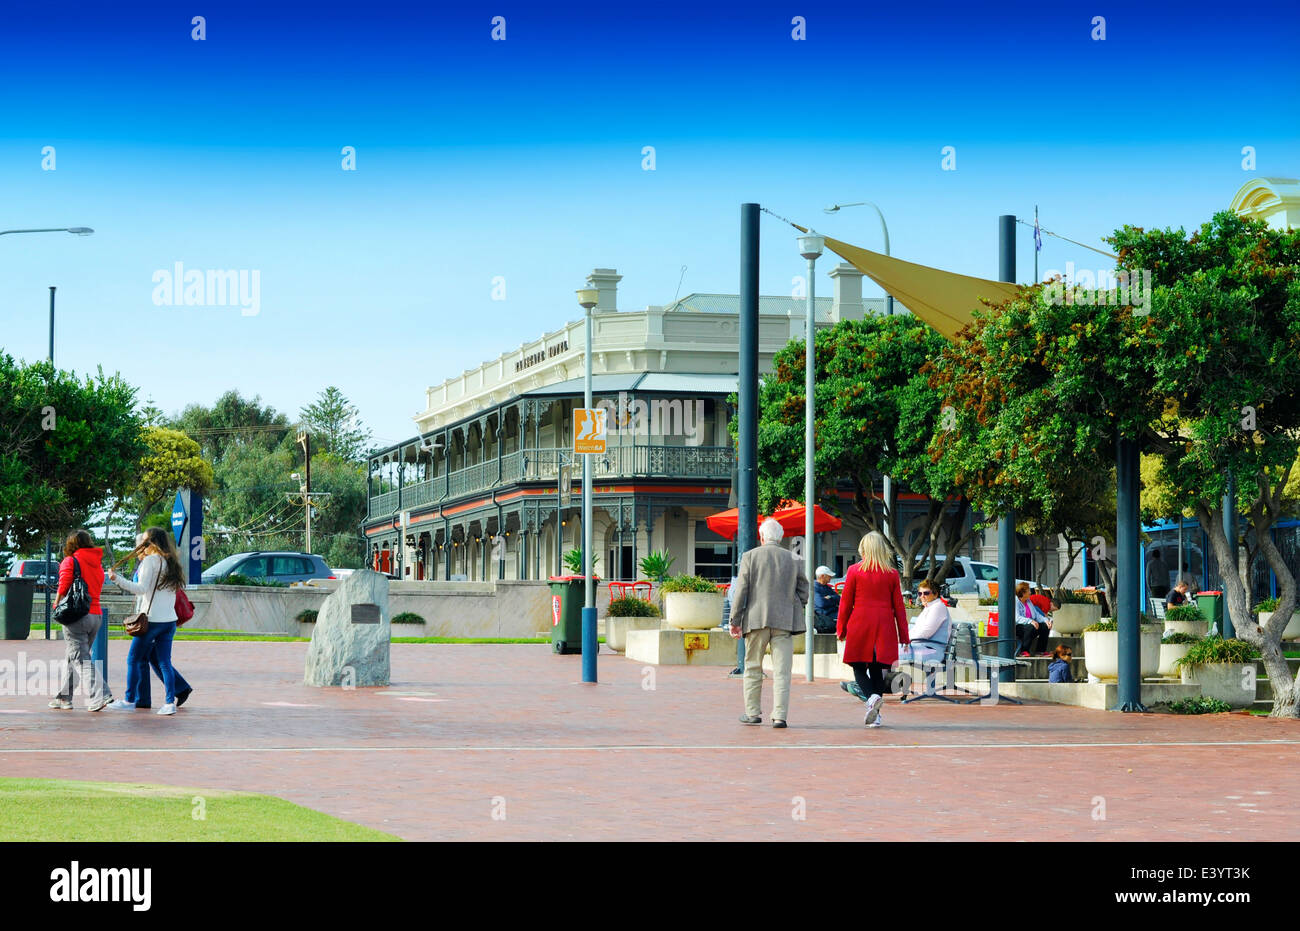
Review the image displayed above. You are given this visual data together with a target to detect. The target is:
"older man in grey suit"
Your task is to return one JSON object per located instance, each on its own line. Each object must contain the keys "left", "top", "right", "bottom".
{"left": 728, "top": 517, "right": 809, "bottom": 728}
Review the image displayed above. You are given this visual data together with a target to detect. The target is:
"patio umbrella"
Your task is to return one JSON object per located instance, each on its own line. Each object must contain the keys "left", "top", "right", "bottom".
{"left": 770, "top": 500, "right": 842, "bottom": 536}
{"left": 705, "top": 507, "right": 767, "bottom": 542}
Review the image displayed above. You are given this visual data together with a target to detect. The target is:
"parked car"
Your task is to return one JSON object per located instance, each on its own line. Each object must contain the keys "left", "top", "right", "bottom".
{"left": 200, "top": 552, "right": 334, "bottom": 585}
{"left": 898, "top": 554, "right": 1035, "bottom": 596}
{"left": 7, "top": 558, "right": 60, "bottom": 593}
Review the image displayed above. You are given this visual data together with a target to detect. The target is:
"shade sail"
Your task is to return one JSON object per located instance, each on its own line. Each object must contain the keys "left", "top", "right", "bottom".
{"left": 795, "top": 226, "right": 1022, "bottom": 341}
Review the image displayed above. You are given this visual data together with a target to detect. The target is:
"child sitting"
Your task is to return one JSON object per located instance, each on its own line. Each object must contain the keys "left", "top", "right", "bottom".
{"left": 1048, "top": 644, "right": 1074, "bottom": 683}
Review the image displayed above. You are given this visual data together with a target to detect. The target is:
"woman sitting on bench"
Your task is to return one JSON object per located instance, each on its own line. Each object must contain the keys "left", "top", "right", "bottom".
{"left": 902, "top": 578, "right": 951, "bottom": 665}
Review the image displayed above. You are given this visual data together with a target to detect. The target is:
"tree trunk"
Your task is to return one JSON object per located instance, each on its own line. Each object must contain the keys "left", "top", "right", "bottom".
{"left": 1243, "top": 507, "right": 1300, "bottom": 718}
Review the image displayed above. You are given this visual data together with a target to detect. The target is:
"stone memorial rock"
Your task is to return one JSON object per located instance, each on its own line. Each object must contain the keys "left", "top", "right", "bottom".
{"left": 304, "top": 569, "right": 391, "bottom": 687}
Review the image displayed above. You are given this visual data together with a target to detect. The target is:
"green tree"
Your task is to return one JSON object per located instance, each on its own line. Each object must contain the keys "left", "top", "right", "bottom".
{"left": 1115, "top": 210, "right": 1300, "bottom": 717}
{"left": 749, "top": 314, "right": 978, "bottom": 590}
{"left": 0, "top": 355, "right": 146, "bottom": 554}
{"left": 300, "top": 386, "right": 372, "bottom": 463}
{"left": 170, "top": 390, "right": 290, "bottom": 463}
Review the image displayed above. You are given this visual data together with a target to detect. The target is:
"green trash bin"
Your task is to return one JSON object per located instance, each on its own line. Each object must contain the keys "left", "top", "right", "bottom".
{"left": 547, "top": 576, "right": 587, "bottom": 655}
{"left": 1, "top": 577, "right": 37, "bottom": 640}
{"left": 1197, "top": 590, "right": 1223, "bottom": 635}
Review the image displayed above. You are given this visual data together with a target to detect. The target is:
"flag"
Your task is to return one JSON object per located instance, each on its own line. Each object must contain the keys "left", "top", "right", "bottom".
{"left": 1034, "top": 207, "right": 1042, "bottom": 253}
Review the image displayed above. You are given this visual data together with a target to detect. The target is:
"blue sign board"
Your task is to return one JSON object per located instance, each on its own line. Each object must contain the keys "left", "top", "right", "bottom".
{"left": 171, "top": 491, "right": 187, "bottom": 546}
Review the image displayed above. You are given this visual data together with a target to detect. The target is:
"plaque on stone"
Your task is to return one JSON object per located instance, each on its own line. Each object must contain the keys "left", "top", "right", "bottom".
{"left": 351, "top": 603, "right": 380, "bottom": 624}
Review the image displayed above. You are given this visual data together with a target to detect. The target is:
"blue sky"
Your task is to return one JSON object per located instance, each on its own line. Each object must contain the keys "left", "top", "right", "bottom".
{"left": 1, "top": 0, "right": 1296, "bottom": 448}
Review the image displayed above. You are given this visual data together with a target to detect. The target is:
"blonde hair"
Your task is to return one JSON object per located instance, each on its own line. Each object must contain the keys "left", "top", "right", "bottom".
{"left": 857, "top": 532, "right": 892, "bottom": 573}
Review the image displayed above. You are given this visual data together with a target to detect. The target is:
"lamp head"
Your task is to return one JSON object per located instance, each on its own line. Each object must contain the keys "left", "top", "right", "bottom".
{"left": 822, "top": 205, "right": 841, "bottom": 214}
{"left": 66, "top": 227, "right": 94, "bottom": 236}
{"left": 576, "top": 288, "right": 599, "bottom": 310}
{"left": 798, "top": 233, "right": 825, "bottom": 260}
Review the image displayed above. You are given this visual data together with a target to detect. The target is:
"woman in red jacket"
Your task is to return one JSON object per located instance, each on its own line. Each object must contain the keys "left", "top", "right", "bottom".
{"left": 50, "top": 529, "right": 109, "bottom": 712}
{"left": 836, "top": 531, "right": 909, "bottom": 727}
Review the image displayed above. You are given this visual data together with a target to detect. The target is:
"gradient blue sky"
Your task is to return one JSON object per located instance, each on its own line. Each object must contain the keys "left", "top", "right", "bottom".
{"left": 2, "top": 0, "right": 1297, "bottom": 448}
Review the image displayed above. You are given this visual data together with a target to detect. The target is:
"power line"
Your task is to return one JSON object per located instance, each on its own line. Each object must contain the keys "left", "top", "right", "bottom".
{"left": 1017, "top": 217, "right": 1118, "bottom": 260}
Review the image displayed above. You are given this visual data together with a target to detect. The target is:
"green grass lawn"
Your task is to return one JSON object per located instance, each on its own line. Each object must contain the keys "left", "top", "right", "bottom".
{"left": 0, "top": 778, "right": 401, "bottom": 842}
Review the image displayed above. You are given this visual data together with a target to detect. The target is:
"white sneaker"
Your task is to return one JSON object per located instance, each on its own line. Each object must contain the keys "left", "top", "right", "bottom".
{"left": 48, "top": 699, "right": 73, "bottom": 710}
{"left": 864, "top": 693, "right": 883, "bottom": 726}
{"left": 106, "top": 699, "right": 137, "bottom": 711}
{"left": 868, "top": 710, "right": 884, "bottom": 728}
{"left": 158, "top": 702, "right": 177, "bottom": 716}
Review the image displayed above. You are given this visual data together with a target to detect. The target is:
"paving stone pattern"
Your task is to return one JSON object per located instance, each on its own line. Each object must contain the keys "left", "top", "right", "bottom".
{"left": 2, "top": 641, "right": 1298, "bottom": 841}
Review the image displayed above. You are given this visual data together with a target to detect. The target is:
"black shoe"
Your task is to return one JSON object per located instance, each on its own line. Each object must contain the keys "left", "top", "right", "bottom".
{"left": 739, "top": 714, "right": 761, "bottom": 725}
{"left": 176, "top": 688, "right": 192, "bottom": 708}
{"left": 772, "top": 720, "right": 787, "bottom": 728}
{"left": 840, "top": 681, "right": 867, "bottom": 702}
{"left": 727, "top": 667, "right": 744, "bottom": 678}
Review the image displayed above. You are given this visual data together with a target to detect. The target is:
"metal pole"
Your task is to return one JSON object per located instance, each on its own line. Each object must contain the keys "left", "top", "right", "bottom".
{"left": 581, "top": 304, "right": 597, "bottom": 682}
{"left": 738, "top": 204, "right": 759, "bottom": 560}
{"left": 1223, "top": 471, "right": 1237, "bottom": 638}
{"left": 799, "top": 248, "right": 819, "bottom": 675}
{"left": 44, "top": 287, "right": 55, "bottom": 639}
{"left": 1115, "top": 434, "right": 1147, "bottom": 710}
{"left": 995, "top": 216, "right": 1017, "bottom": 682}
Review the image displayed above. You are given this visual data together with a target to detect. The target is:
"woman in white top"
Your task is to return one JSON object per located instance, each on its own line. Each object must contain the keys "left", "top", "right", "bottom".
{"left": 105, "top": 527, "right": 186, "bottom": 715}
{"left": 903, "top": 578, "right": 951, "bottom": 664}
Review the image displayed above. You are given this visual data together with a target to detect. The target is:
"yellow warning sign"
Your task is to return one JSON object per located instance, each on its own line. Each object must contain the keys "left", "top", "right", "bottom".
{"left": 573, "top": 407, "right": 606, "bottom": 454}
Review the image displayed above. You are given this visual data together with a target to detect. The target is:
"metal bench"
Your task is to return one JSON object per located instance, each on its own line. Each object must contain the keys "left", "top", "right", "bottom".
{"left": 901, "top": 621, "right": 1027, "bottom": 705}
{"left": 1149, "top": 598, "right": 1167, "bottom": 620}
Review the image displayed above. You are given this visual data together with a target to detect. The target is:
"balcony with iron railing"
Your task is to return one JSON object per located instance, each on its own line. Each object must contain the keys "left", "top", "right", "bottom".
{"left": 367, "top": 444, "right": 734, "bottom": 519}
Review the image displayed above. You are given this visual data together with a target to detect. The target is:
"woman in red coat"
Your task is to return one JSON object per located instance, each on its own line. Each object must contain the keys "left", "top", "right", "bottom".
{"left": 836, "top": 531, "right": 909, "bottom": 727}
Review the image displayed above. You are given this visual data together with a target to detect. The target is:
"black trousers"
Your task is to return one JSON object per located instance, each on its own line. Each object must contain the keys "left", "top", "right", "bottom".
{"left": 849, "top": 661, "right": 891, "bottom": 699}
{"left": 1016, "top": 622, "right": 1049, "bottom": 654}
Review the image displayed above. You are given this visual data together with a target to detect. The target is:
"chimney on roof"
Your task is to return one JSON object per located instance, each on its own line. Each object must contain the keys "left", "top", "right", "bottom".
{"left": 829, "top": 263, "right": 865, "bottom": 322}
{"left": 587, "top": 268, "right": 622, "bottom": 314}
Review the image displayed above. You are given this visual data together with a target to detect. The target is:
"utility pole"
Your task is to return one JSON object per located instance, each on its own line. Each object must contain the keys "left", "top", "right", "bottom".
{"left": 288, "top": 428, "right": 331, "bottom": 554}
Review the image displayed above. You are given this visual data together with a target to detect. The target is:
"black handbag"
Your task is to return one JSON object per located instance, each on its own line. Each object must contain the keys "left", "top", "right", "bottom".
{"left": 52, "top": 557, "right": 91, "bottom": 624}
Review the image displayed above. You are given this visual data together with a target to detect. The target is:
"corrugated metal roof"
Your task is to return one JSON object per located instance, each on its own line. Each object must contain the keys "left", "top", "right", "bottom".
{"left": 521, "top": 374, "right": 643, "bottom": 397}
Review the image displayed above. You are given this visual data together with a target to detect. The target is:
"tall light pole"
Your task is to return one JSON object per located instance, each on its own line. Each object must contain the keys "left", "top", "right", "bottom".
{"left": 576, "top": 288, "right": 599, "bottom": 683}
{"left": 825, "top": 201, "right": 895, "bottom": 539}
{"left": 1, "top": 226, "right": 94, "bottom": 639}
{"left": 798, "top": 233, "right": 824, "bottom": 682}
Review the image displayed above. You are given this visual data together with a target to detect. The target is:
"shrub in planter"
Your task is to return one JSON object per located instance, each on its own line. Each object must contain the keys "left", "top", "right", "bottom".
{"left": 562, "top": 549, "right": 599, "bottom": 575}
{"left": 609, "top": 597, "right": 660, "bottom": 618}
{"left": 1056, "top": 588, "right": 1095, "bottom": 604}
{"left": 295, "top": 609, "right": 319, "bottom": 624}
{"left": 977, "top": 597, "right": 998, "bottom": 606}
{"left": 1158, "top": 630, "right": 1202, "bottom": 677}
{"left": 1082, "top": 619, "right": 1162, "bottom": 679}
{"left": 660, "top": 574, "right": 723, "bottom": 630}
{"left": 1164, "top": 602, "right": 1209, "bottom": 639}
{"left": 1051, "top": 591, "right": 1103, "bottom": 634}
{"left": 392, "top": 612, "right": 424, "bottom": 624}
{"left": 1254, "top": 597, "right": 1300, "bottom": 640}
{"left": 1175, "top": 636, "right": 1261, "bottom": 710}
{"left": 638, "top": 551, "right": 675, "bottom": 585}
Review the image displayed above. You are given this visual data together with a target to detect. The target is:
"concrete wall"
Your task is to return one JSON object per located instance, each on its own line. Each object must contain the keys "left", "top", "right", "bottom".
{"left": 181, "top": 579, "right": 608, "bottom": 637}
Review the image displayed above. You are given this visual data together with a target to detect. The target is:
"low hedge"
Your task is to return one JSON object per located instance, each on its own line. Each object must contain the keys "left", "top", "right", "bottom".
{"left": 609, "top": 597, "right": 659, "bottom": 618}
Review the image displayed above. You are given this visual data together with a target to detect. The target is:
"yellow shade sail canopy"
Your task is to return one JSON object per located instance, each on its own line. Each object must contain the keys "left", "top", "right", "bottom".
{"left": 798, "top": 226, "right": 1023, "bottom": 341}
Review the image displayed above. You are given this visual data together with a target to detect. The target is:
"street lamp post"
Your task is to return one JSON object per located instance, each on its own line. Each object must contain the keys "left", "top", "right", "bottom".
{"left": 824, "top": 202, "right": 895, "bottom": 537}
{"left": 1, "top": 227, "right": 94, "bottom": 639}
{"left": 798, "top": 233, "right": 824, "bottom": 682}
{"left": 576, "top": 288, "right": 600, "bottom": 683}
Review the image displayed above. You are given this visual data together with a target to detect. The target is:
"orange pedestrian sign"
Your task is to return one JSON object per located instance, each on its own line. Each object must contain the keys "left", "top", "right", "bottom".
{"left": 573, "top": 407, "right": 606, "bottom": 454}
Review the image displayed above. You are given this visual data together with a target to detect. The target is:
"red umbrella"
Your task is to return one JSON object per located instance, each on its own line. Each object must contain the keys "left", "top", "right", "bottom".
{"left": 771, "top": 500, "right": 842, "bottom": 535}
{"left": 705, "top": 507, "right": 768, "bottom": 541}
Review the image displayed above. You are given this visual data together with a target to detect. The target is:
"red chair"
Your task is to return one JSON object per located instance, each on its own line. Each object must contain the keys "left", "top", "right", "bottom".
{"left": 715, "top": 583, "right": 731, "bottom": 596}
{"left": 631, "top": 581, "right": 653, "bottom": 601}
{"left": 608, "top": 581, "right": 634, "bottom": 606}
{"left": 833, "top": 581, "right": 846, "bottom": 594}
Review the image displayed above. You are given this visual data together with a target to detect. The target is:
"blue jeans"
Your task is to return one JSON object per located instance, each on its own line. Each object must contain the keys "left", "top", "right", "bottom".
{"left": 125, "top": 622, "right": 186, "bottom": 706}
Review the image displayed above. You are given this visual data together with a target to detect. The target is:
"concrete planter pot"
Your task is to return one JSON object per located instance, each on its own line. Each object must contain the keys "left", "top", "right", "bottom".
{"left": 1164, "top": 618, "right": 1209, "bottom": 639}
{"left": 1158, "top": 643, "right": 1192, "bottom": 677}
{"left": 1180, "top": 662, "right": 1256, "bottom": 709}
{"left": 1257, "top": 611, "right": 1300, "bottom": 641}
{"left": 1082, "top": 627, "right": 1161, "bottom": 681}
{"left": 1052, "top": 603, "right": 1102, "bottom": 635}
{"left": 662, "top": 592, "right": 724, "bottom": 630}
{"left": 605, "top": 615, "right": 661, "bottom": 652}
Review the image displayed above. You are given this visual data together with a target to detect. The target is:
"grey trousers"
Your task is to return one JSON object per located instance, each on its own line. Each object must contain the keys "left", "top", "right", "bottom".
{"left": 743, "top": 627, "right": 793, "bottom": 721}
{"left": 57, "top": 613, "right": 104, "bottom": 707}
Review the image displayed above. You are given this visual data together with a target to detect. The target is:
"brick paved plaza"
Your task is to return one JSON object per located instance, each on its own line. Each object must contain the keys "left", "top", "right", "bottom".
{"left": 2, "top": 640, "right": 1298, "bottom": 841}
